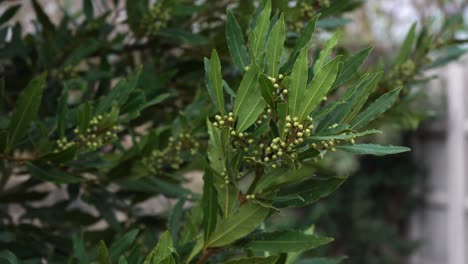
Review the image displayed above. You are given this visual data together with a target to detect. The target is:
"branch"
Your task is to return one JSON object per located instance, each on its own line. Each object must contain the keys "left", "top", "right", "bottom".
{"left": 195, "top": 248, "right": 223, "bottom": 264}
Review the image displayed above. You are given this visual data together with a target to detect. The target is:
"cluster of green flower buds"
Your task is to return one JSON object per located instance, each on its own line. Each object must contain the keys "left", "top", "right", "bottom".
{"left": 75, "top": 115, "right": 119, "bottom": 151}
{"left": 143, "top": 133, "right": 199, "bottom": 175}
{"left": 139, "top": 3, "right": 170, "bottom": 37}
{"left": 400, "top": 59, "right": 415, "bottom": 77}
{"left": 212, "top": 112, "right": 235, "bottom": 128}
{"left": 55, "top": 114, "right": 119, "bottom": 152}
{"left": 267, "top": 74, "right": 288, "bottom": 99}
{"left": 57, "top": 65, "right": 78, "bottom": 80}
{"left": 283, "top": 115, "right": 314, "bottom": 144}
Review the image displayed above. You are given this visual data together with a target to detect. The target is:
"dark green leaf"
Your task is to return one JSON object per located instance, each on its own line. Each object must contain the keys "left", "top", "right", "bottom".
{"left": 203, "top": 170, "right": 218, "bottom": 241}
{"left": 0, "top": 4, "right": 21, "bottom": 26}
{"left": 32, "top": 0, "right": 55, "bottom": 33}
{"left": 245, "top": 230, "right": 333, "bottom": 253}
{"left": 226, "top": 10, "right": 250, "bottom": 71}
{"left": 394, "top": 23, "right": 416, "bottom": 67}
{"left": 206, "top": 202, "right": 270, "bottom": 248}
{"left": 313, "top": 31, "right": 339, "bottom": 73}
{"left": 258, "top": 74, "right": 275, "bottom": 109}
{"left": 297, "top": 56, "right": 340, "bottom": 121}
{"left": 6, "top": 73, "right": 46, "bottom": 151}
{"left": 266, "top": 14, "right": 285, "bottom": 77}
{"left": 209, "top": 50, "right": 225, "bottom": 115}
{"left": 273, "top": 177, "right": 346, "bottom": 208}
{"left": 109, "top": 229, "right": 139, "bottom": 262}
{"left": 26, "top": 162, "right": 85, "bottom": 184}
{"left": 288, "top": 48, "right": 308, "bottom": 119}
{"left": 336, "top": 144, "right": 411, "bottom": 156}
{"left": 0, "top": 250, "right": 19, "bottom": 264}
{"left": 248, "top": 0, "right": 271, "bottom": 64}
{"left": 222, "top": 255, "right": 280, "bottom": 264}
{"left": 168, "top": 198, "right": 185, "bottom": 244}
{"left": 144, "top": 231, "right": 175, "bottom": 264}
{"left": 334, "top": 47, "right": 372, "bottom": 88}
{"left": 97, "top": 241, "right": 112, "bottom": 264}
{"left": 350, "top": 88, "right": 402, "bottom": 130}
{"left": 83, "top": 0, "right": 94, "bottom": 19}
{"left": 280, "top": 15, "right": 319, "bottom": 74}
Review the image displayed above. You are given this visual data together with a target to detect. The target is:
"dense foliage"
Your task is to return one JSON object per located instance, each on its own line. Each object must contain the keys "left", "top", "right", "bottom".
{"left": 0, "top": 0, "right": 466, "bottom": 263}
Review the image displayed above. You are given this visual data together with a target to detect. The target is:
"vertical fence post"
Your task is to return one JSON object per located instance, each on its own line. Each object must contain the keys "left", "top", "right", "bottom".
{"left": 446, "top": 63, "right": 466, "bottom": 264}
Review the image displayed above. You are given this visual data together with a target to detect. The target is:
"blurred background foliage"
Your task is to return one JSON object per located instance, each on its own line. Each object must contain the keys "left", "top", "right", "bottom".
{"left": 0, "top": 0, "right": 467, "bottom": 263}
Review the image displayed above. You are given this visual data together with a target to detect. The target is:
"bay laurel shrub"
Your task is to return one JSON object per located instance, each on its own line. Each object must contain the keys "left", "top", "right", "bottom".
{"left": 0, "top": 0, "right": 465, "bottom": 263}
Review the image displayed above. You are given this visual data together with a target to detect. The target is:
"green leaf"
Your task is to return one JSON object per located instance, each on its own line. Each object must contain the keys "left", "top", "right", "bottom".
{"left": 203, "top": 169, "right": 218, "bottom": 241}
{"left": 72, "top": 234, "right": 89, "bottom": 264}
{"left": 266, "top": 14, "right": 285, "bottom": 77}
{"left": 334, "top": 47, "right": 372, "bottom": 88}
{"left": 56, "top": 84, "right": 69, "bottom": 138}
{"left": 288, "top": 48, "right": 308, "bottom": 119}
{"left": 6, "top": 73, "right": 46, "bottom": 151}
{"left": 258, "top": 74, "right": 275, "bottom": 108}
{"left": 297, "top": 56, "right": 340, "bottom": 121}
{"left": 83, "top": 0, "right": 94, "bottom": 19}
{"left": 206, "top": 202, "right": 270, "bottom": 248}
{"left": 0, "top": 4, "right": 21, "bottom": 26}
{"left": 394, "top": 23, "right": 416, "bottom": 67}
{"left": 32, "top": 0, "right": 55, "bottom": 33}
{"left": 245, "top": 230, "right": 333, "bottom": 253}
{"left": 222, "top": 255, "right": 280, "bottom": 264}
{"left": 273, "top": 177, "right": 346, "bottom": 208}
{"left": 40, "top": 144, "right": 77, "bottom": 163}
{"left": 77, "top": 102, "right": 92, "bottom": 134}
{"left": 96, "top": 241, "right": 112, "bottom": 264}
{"left": 26, "top": 162, "right": 85, "bottom": 184}
{"left": 0, "top": 250, "right": 19, "bottom": 264}
{"left": 209, "top": 50, "right": 225, "bottom": 115}
{"left": 109, "top": 229, "right": 139, "bottom": 262}
{"left": 336, "top": 144, "right": 411, "bottom": 156}
{"left": 125, "top": 0, "right": 149, "bottom": 32}
{"left": 248, "top": 0, "right": 271, "bottom": 64}
{"left": 95, "top": 73, "right": 140, "bottom": 115}
{"left": 280, "top": 15, "right": 319, "bottom": 74}
{"left": 168, "top": 198, "right": 185, "bottom": 244}
{"left": 118, "top": 256, "right": 128, "bottom": 264}
{"left": 313, "top": 31, "right": 339, "bottom": 73}
{"left": 226, "top": 10, "right": 250, "bottom": 71}
{"left": 144, "top": 231, "right": 175, "bottom": 264}
{"left": 350, "top": 88, "right": 402, "bottom": 130}
{"left": 308, "top": 129, "right": 381, "bottom": 141}
{"left": 234, "top": 66, "right": 266, "bottom": 132}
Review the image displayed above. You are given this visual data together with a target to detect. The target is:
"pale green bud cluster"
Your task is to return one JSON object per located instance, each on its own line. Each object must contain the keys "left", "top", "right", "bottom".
{"left": 57, "top": 65, "right": 78, "bottom": 80}
{"left": 55, "top": 113, "right": 119, "bottom": 152}
{"left": 268, "top": 74, "right": 288, "bottom": 98}
{"left": 212, "top": 112, "right": 235, "bottom": 128}
{"left": 143, "top": 132, "right": 199, "bottom": 175}
{"left": 139, "top": 3, "right": 171, "bottom": 37}
{"left": 400, "top": 59, "right": 415, "bottom": 77}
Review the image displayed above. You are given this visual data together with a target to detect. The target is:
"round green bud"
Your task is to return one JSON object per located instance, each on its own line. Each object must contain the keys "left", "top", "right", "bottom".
{"left": 278, "top": 74, "right": 284, "bottom": 79}
{"left": 282, "top": 89, "right": 288, "bottom": 94}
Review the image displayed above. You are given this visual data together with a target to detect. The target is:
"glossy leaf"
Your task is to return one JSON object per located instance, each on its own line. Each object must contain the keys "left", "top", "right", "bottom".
{"left": 288, "top": 48, "right": 308, "bottom": 119}
{"left": 334, "top": 47, "right": 372, "bottom": 88}
{"left": 313, "top": 31, "right": 339, "bottom": 73}
{"left": 297, "top": 56, "right": 341, "bottom": 121}
{"left": 273, "top": 177, "right": 346, "bottom": 208}
{"left": 350, "top": 88, "right": 402, "bottom": 130}
{"left": 206, "top": 202, "right": 270, "bottom": 248}
{"left": 223, "top": 256, "right": 280, "bottom": 264}
{"left": 203, "top": 169, "right": 218, "bottom": 241}
{"left": 109, "top": 229, "right": 139, "bottom": 262}
{"left": 245, "top": 230, "right": 333, "bottom": 253}
{"left": 0, "top": 4, "right": 21, "bottom": 26}
{"left": 26, "top": 162, "right": 85, "bottom": 184}
{"left": 266, "top": 14, "right": 285, "bottom": 77}
{"left": 234, "top": 66, "right": 266, "bottom": 132}
{"left": 209, "top": 50, "right": 225, "bottom": 115}
{"left": 226, "top": 10, "right": 250, "bottom": 71}
{"left": 248, "top": 0, "right": 271, "bottom": 63}
{"left": 258, "top": 74, "right": 275, "bottom": 108}
{"left": 336, "top": 144, "right": 411, "bottom": 156}
{"left": 144, "top": 231, "right": 175, "bottom": 264}
{"left": 280, "top": 15, "right": 319, "bottom": 74}
{"left": 394, "top": 23, "right": 416, "bottom": 67}
{"left": 6, "top": 73, "right": 46, "bottom": 151}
